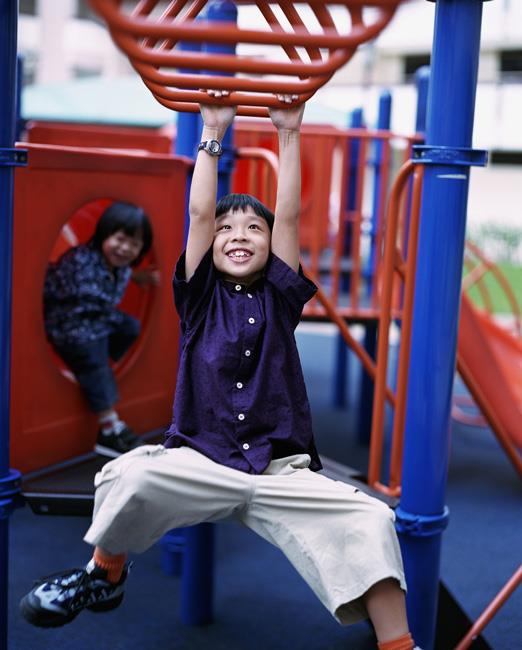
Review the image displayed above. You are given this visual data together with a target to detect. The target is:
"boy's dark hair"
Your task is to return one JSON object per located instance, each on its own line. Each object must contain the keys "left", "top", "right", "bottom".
{"left": 216, "top": 193, "right": 274, "bottom": 232}
{"left": 90, "top": 201, "right": 153, "bottom": 266}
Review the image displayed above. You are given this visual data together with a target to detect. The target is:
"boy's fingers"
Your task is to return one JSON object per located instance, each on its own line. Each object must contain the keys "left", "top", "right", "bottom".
{"left": 203, "top": 89, "right": 230, "bottom": 99}
{"left": 275, "top": 93, "right": 300, "bottom": 104}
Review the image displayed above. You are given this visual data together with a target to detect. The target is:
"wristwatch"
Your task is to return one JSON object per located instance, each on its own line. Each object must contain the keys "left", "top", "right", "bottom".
{"left": 198, "top": 139, "right": 223, "bottom": 157}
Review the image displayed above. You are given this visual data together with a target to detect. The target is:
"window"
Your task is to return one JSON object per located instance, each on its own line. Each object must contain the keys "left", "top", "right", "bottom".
{"left": 490, "top": 150, "right": 522, "bottom": 166}
{"left": 76, "top": 0, "right": 98, "bottom": 21}
{"left": 72, "top": 65, "right": 102, "bottom": 79}
{"left": 403, "top": 54, "right": 431, "bottom": 83}
{"left": 20, "top": 51, "right": 38, "bottom": 87}
{"left": 19, "top": 0, "right": 37, "bottom": 15}
{"left": 500, "top": 49, "right": 522, "bottom": 80}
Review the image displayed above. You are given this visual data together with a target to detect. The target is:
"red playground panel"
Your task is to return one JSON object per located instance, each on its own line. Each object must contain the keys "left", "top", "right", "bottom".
{"left": 10, "top": 143, "right": 189, "bottom": 473}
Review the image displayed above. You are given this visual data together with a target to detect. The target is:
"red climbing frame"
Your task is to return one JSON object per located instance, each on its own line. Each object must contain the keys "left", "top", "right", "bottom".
{"left": 89, "top": 0, "right": 402, "bottom": 116}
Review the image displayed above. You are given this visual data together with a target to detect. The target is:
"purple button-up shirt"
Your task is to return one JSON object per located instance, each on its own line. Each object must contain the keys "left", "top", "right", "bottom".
{"left": 164, "top": 247, "right": 322, "bottom": 475}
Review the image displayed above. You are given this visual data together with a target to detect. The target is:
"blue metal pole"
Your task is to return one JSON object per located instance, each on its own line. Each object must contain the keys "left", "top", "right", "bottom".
{"left": 414, "top": 65, "right": 430, "bottom": 136}
{"left": 176, "top": 0, "right": 237, "bottom": 626}
{"left": 367, "top": 90, "right": 391, "bottom": 292}
{"left": 206, "top": 0, "right": 237, "bottom": 202}
{"left": 159, "top": 39, "right": 204, "bottom": 584}
{"left": 357, "top": 92, "right": 392, "bottom": 446}
{"left": 0, "top": 3, "right": 24, "bottom": 650}
{"left": 402, "top": 66, "right": 431, "bottom": 257}
{"left": 396, "top": 2, "right": 487, "bottom": 648}
{"left": 15, "top": 54, "right": 24, "bottom": 141}
{"left": 333, "top": 108, "right": 364, "bottom": 409}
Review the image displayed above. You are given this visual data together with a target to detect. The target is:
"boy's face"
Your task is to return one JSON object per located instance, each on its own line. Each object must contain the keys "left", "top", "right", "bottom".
{"left": 213, "top": 208, "right": 271, "bottom": 284}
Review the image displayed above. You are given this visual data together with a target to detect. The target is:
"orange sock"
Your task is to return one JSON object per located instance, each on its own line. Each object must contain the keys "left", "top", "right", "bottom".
{"left": 378, "top": 633, "right": 414, "bottom": 650}
{"left": 93, "top": 547, "right": 127, "bottom": 583}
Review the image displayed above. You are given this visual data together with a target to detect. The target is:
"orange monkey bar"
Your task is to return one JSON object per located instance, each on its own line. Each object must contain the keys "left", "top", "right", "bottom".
{"left": 88, "top": 0, "right": 402, "bottom": 116}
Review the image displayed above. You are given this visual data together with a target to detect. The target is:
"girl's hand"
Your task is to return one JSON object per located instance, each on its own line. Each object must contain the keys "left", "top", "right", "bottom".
{"left": 268, "top": 95, "right": 305, "bottom": 132}
{"left": 199, "top": 90, "right": 237, "bottom": 131}
{"left": 132, "top": 267, "right": 160, "bottom": 287}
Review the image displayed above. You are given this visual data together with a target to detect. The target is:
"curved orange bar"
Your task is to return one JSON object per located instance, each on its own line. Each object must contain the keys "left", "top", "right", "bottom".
{"left": 89, "top": 0, "right": 402, "bottom": 116}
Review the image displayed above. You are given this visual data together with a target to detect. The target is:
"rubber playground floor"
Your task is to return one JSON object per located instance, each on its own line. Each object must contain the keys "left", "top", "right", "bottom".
{"left": 8, "top": 324, "right": 521, "bottom": 649}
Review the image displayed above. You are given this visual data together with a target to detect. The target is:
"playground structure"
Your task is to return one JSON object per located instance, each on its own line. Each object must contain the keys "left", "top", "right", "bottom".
{"left": 1, "top": 2, "right": 521, "bottom": 650}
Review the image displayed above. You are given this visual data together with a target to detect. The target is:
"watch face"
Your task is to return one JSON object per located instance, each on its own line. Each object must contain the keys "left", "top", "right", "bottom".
{"left": 208, "top": 140, "right": 221, "bottom": 154}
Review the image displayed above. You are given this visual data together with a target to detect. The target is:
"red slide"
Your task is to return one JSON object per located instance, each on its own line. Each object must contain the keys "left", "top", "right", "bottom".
{"left": 457, "top": 294, "right": 522, "bottom": 476}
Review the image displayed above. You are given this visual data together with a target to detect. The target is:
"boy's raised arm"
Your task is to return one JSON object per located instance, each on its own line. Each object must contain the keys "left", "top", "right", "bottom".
{"left": 185, "top": 95, "right": 236, "bottom": 281}
{"left": 269, "top": 96, "right": 305, "bottom": 273}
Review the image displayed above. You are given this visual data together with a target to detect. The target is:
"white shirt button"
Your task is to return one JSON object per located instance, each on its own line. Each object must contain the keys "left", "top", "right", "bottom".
{"left": 238, "top": 413, "right": 245, "bottom": 421}
{"left": 235, "top": 284, "right": 241, "bottom": 291}
{"left": 242, "top": 443, "right": 250, "bottom": 450}
{"left": 245, "top": 350, "right": 251, "bottom": 357}
{"left": 248, "top": 317, "right": 255, "bottom": 324}
{"left": 236, "top": 382, "right": 243, "bottom": 389}
{"left": 247, "top": 293, "right": 253, "bottom": 299}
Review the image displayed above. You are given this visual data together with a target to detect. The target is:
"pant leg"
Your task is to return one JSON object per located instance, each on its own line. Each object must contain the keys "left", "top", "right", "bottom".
{"left": 240, "top": 455, "right": 406, "bottom": 626}
{"left": 54, "top": 339, "right": 118, "bottom": 412}
{"left": 84, "top": 445, "right": 253, "bottom": 555}
{"left": 108, "top": 312, "right": 140, "bottom": 362}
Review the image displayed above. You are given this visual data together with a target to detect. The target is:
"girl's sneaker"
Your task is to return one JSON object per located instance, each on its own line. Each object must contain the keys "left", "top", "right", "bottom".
{"left": 95, "top": 425, "right": 143, "bottom": 457}
{"left": 20, "top": 560, "right": 130, "bottom": 628}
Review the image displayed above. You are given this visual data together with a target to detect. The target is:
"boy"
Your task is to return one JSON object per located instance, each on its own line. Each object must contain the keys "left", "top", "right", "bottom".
{"left": 21, "top": 94, "right": 418, "bottom": 650}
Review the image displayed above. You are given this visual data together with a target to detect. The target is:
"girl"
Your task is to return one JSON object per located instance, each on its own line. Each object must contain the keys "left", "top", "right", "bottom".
{"left": 44, "top": 201, "right": 157, "bottom": 457}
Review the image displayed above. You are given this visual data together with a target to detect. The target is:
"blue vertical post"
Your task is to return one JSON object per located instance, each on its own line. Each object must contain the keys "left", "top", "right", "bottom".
{"left": 414, "top": 65, "right": 430, "bottom": 136}
{"left": 357, "top": 92, "right": 391, "bottom": 446}
{"left": 15, "top": 55, "right": 24, "bottom": 141}
{"left": 0, "top": 2, "right": 24, "bottom": 650}
{"left": 205, "top": 0, "right": 236, "bottom": 203}
{"left": 366, "top": 90, "right": 391, "bottom": 296}
{"left": 159, "top": 40, "right": 203, "bottom": 583}
{"left": 175, "top": 0, "right": 237, "bottom": 627}
{"left": 333, "top": 108, "right": 364, "bottom": 409}
{"left": 396, "top": 2, "right": 487, "bottom": 649}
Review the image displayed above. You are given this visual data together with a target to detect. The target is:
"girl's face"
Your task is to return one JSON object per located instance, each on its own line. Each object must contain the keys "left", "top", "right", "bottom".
{"left": 102, "top": 229, "right": 143, "bottom": 268}
{"left": 213, "top": 208, "right": 271, "bottom": 284}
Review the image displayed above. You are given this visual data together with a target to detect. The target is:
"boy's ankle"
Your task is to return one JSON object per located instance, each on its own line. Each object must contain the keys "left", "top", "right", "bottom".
{"left": 92, "top": 548, "right": 127, "bottom": 584}
{"left": 378, "top": 633, "right": 415, "bottom": 650}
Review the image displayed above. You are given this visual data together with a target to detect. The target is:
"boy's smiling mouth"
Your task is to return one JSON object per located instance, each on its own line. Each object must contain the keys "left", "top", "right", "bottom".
{"left": 226, "top": 248, "right": 253, "bottom": 262}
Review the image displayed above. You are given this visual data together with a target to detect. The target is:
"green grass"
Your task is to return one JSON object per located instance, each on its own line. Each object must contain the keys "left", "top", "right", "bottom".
{"left": 466, "top": 263, "right": 522, "bottom": 314}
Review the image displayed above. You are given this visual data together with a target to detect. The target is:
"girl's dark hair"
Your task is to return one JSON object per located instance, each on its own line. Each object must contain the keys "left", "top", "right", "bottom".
{"left": 215, "top": 193, "right": 274, "bottom": 232}
{"left": 90, "top": 201, "right": 153, "bottom": 266}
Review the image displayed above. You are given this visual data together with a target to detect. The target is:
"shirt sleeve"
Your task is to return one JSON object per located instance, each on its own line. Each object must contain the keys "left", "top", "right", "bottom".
{"left": 264, "top": 253, "right": 317, "bottom": 326}
{"left": 172, "top": 246, "right": 216, "bottom": 329}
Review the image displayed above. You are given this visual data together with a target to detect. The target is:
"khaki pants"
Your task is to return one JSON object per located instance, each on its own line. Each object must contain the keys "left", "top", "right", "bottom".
{"left": 84, "top": 445, "right": 406, "bottom": 624}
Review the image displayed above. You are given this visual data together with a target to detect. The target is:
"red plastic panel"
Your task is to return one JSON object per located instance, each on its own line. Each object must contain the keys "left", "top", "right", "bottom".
{"left": 27, "top": 121, "right": 172, "bottom": 154}
{"left": 11, "top": 143, "right": 189, "bottom": 472}
{"left": 233, "top": 121, "right": 338, "bottom": 251}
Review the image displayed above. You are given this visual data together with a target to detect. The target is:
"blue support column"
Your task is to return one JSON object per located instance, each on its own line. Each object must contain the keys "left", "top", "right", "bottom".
{"left": 159, "top": 39, "right": 203, "bottom": 584}
{"left": 333, "top": 108, "right": 364, "bottom": 409}
{"left": 0, "top": 3, "right": 24, "bottom": 650}
{"left": 167, "top": 0, "right": 238, "bottom": 627}
{"left": 357, "top": 92, "right": 391, "bottom": 446}
{"left": 397, "top": 2, "right": 487, "bottom": 648}
{"left": 366, "top": 91, "right": 391, "bottom": 294}
{"left": 414, "top": 65, "right": 430, "bottom": 136}
{"left": 15, "top": 55, "right": 25, "bottom": 141}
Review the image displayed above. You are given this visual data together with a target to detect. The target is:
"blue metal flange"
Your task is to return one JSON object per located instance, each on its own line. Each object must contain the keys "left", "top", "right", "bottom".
{"left": 0, "top": 147, "right": 28, "bottom": 167}
{"left": 0, "top": 469, "right": 23, "bottom": 519}
{"left": 412, "top": 144, "right": 488, "bottom": 167}
{"left": 395, "top": 505, "right": 450, "bottom": 537}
